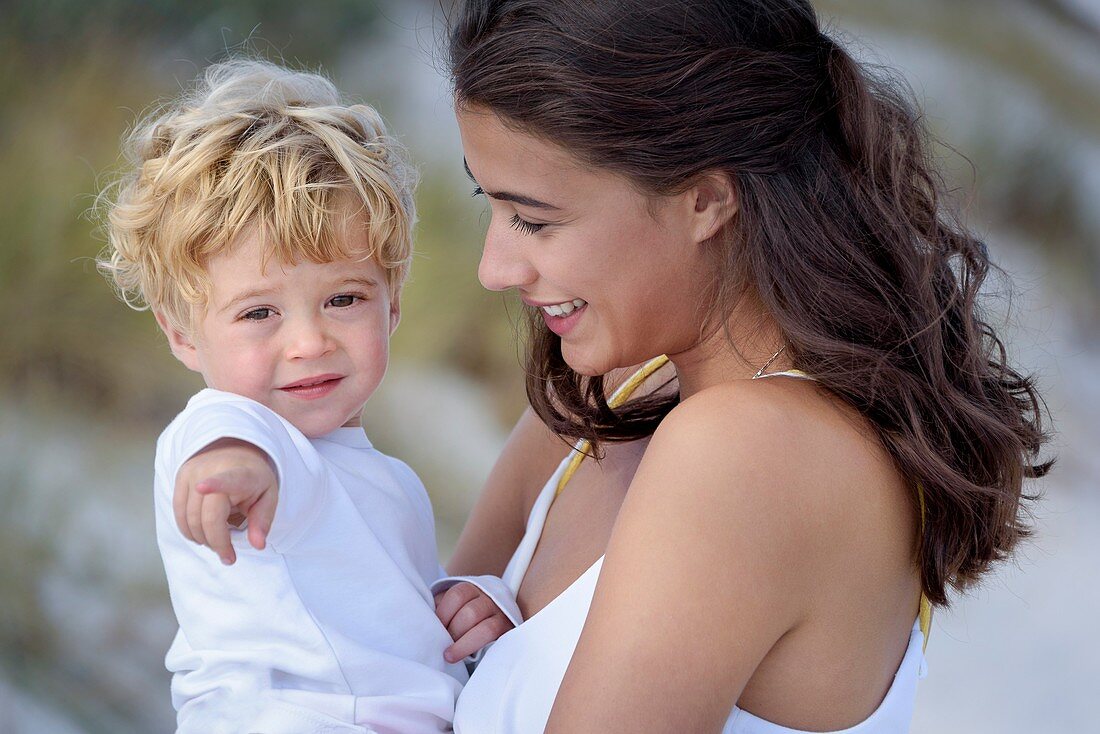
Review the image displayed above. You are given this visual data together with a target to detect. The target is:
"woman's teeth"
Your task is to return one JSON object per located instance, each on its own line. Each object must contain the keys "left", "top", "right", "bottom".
{"left": 541, "top": 299, "right": 586, "bottom": 317}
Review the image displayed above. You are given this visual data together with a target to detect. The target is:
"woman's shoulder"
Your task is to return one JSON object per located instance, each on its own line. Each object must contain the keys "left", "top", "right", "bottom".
{"left": 655, "top": 375, "right": 863, "bottom": 469}
{"left": 641, "top": 376, "right": 907, "bottom": 547}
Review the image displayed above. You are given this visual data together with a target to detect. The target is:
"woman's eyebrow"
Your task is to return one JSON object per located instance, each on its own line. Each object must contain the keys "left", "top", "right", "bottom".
{"left": 463, "top": 157, "right": 561, "bottom": 211}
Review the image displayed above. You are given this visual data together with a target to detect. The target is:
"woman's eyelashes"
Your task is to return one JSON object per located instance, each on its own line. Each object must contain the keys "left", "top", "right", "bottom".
{"left": 471, "top": 185, "right": 549, "bottom": 235}
{"left": 509, "top": 213, "right": 546, "bottom": 235}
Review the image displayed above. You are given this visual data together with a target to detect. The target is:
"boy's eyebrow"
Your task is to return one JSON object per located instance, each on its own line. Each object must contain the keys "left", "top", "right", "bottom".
{"left": 219, "top": 287, "right": 277, "bottom": 314}
{"left": 463, "top": 157, "right": 561, "bottom": 211}
{"left": 337, "top": 277, "right": 380, "bottom": 290}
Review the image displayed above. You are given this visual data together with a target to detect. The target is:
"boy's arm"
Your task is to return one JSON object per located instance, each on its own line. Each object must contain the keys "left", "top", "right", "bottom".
{"left": 165, "top": 391, "right": 328, "bottom": 563}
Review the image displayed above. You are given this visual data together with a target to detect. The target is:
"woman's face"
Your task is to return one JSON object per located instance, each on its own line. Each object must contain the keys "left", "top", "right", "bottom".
{"left": 456, "top": 105, "right": 719, "bottom": 376}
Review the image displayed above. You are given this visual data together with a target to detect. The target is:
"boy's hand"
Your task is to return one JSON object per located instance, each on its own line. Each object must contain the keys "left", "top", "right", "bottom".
{"left": 174, "top": 437, "right": 279, "bottom": 565}
{"left": 434, "top": 582, "right": 515, "bottom": 663}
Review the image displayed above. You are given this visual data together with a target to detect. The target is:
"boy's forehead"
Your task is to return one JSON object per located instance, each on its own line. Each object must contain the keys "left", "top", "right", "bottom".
{"left": 210, "top": 234, "right": 383, "bottom": 279}
{"left": 221, "top": 210, "right": 379, "bottom": 264}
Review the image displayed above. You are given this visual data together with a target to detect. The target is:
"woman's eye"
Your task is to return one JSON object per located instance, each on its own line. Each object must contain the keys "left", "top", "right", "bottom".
{"left": 329, "top": 294, "right": 360, "bottom": 308}
{"left": 509, "top": 213, "right": 546, "bottom": 235}
{"left": 471, "top": 185, "right": 485, "bottom": 198}
{"left": 242, "top": 308, "right": 272, "bottom": 321}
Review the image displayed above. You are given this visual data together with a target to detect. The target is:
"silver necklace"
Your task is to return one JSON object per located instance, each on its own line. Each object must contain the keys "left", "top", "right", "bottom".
{"left": 752, "top": 345, "right": 787, "bottom": 379}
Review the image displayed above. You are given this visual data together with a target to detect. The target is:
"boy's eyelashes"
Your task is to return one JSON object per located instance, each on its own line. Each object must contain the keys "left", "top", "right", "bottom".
{"left": 234, "top": 294, "right": 368, "bottom": 322}
{"left": 328, "top": 293, "right": 361, "bottom": 308}
{"left": 241, "top": 307, "right": 274, "bottom": 321}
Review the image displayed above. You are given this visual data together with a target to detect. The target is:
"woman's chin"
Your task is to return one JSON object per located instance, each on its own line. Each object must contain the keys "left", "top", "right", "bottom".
{"left": 561, "top": 345, "right": 636, "bottom": 380}
{"left": 560, "top": 348, "right": 606, "bottom": 378}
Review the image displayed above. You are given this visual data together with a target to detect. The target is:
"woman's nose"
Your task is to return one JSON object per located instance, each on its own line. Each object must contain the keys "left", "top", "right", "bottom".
{"left": 477, "top": 223, "right": 537, "bottom": 292}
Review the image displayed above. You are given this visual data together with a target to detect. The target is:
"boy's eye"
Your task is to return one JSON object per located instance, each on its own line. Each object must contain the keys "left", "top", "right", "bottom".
{"left": 329, "top": 294, "right": 360, "bottom": 308}
{"left": 242, "top": 307, "right": 273, "bottom": 321}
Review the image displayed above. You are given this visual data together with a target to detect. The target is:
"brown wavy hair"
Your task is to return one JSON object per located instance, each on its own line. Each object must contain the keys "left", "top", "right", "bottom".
{"left": 448, "top": 0, "right": 1051, "bottom": 605}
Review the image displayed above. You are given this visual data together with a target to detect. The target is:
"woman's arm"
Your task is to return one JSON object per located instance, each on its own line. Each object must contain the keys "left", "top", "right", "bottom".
{"left": 446, "top": 407, "right": 571, "bottom": 576}
{"left": 545, "top": 383, "right": 828, "bottom": 733}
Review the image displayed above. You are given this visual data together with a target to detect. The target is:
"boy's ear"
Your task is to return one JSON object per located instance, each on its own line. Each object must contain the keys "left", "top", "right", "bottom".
{"left": 688, "top": 171, "right": 738, "bottom": 244}
{"left": 154, "top": 311, "right": 201, "bottom": 372}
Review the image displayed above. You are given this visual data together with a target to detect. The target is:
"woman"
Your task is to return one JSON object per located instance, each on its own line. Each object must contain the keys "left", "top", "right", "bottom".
{"left": 175, "top": 1, "right": 1050, "bottom": 730}
{"left": 436, "top": 0, "right": 1050, "bottom": 731}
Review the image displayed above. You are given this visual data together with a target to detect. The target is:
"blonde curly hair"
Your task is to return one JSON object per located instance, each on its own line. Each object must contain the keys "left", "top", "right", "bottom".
{"left": 98, "top": 58, "right": 417, "bottom": 333}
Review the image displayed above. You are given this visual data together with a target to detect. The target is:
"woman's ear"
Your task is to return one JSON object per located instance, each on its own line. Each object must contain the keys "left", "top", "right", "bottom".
{"left": 154, "top": 311, "right": 201, "bottom": 373}
{"left": 689, "top": 171, "right": 738, "bottom": 244}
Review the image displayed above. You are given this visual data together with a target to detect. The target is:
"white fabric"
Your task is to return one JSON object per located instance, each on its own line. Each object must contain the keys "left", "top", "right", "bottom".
{"left": 452, "top": 449, "right": 928, "bottom": 733}
{"left": 156, "top": 389, "right": 468, "bottom": 733}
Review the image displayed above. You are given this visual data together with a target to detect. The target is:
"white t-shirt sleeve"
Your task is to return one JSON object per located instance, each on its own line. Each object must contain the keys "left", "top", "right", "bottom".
{"left": 159, "top": 388, "right": 327, "bottom": 552}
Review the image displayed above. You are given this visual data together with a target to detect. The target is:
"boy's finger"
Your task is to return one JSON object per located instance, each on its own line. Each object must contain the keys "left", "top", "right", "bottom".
{"left": 447, "top": 595, "right": 498, "bottom": 640}
{"left": 186, "top": 480, "right": 209, "bottom": 548}
{"left": 434, "top": 583, "right": 481, "bottom": 628}
{"left": 195, "top": 467, "right": 259, "bottom": 503}
{"left": 444, "top": 614, "right": 513, "bottom": 664}
{"left": 246, "top": 489, "right": 277, "bottom": 551}
{"left": 173, "top": 474, "right": 195, "bottom": 543}
{"left": 201, "top": 495, "right": 235, "bottom": 565}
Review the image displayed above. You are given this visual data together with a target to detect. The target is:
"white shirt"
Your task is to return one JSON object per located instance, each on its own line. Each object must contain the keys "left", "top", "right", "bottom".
{"left": 155, "top": 389, "right": 468, "bottom": 734}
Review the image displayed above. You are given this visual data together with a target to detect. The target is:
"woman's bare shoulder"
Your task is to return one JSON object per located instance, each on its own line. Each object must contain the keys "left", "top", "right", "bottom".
{"left": 641, "top": 376, "right": 906, "bottom": 550}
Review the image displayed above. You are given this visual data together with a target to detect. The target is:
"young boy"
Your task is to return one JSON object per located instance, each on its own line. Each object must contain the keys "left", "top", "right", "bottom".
{"left": 99, "top": 60, "right": 518, "bottom": 733}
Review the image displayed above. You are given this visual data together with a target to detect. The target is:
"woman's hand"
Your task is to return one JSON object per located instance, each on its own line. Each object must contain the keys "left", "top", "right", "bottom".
{"left": 174, "top": 437, "right": 279, "bottom": 565}
{"left": 434, "top": 582, "right": 516, "bottom": 663}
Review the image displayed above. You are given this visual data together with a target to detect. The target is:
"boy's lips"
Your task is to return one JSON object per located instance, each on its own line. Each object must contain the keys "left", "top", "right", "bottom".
{"left": 278, "top": 374, "right": 344, "bottom": 399}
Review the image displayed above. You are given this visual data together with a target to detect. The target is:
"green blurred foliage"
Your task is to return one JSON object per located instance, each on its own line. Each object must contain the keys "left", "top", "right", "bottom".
{"left": 5, "top": 0, "right": 384, "bottom": 63}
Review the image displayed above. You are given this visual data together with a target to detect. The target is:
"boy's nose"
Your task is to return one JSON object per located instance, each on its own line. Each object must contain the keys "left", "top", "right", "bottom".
{"left": 477, "top": 224, "right": 537, "bottom": 292}
{"left": 285, "top": 318, "right": 336, "bottom": 361}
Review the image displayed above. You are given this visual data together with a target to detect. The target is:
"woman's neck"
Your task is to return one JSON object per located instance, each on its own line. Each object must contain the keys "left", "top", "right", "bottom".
{"left": 667, "top": 298, "right": 789, "bottom": 400}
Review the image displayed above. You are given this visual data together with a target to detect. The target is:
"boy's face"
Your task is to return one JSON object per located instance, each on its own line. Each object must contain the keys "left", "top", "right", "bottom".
{"left": 158, "top": 225, "right": 399, "bottom": 438}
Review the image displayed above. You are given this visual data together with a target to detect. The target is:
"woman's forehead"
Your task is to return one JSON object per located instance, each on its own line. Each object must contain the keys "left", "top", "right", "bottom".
{"left": 457, "top": 106, "right": 637, "bottom": 207}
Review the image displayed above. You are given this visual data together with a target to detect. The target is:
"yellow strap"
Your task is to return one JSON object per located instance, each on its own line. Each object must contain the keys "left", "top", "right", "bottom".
{"left": 554, "top": 355, "right": 670, "bottom": 499}
{"left": 917, "top": 483, "right": 934, "bottom": 650}
{"left": 553, "top": 354, "right": 933, "bottom": 648}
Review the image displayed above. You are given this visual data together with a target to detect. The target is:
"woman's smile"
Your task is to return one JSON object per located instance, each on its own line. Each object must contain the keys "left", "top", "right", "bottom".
{"left": 538, "top": 300, "right": 588, "bottom": 337}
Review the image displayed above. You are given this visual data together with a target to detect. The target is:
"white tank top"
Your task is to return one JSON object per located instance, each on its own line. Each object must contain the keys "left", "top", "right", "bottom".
{"left": 453, "top": 361, "right": 928, "bottom": 733}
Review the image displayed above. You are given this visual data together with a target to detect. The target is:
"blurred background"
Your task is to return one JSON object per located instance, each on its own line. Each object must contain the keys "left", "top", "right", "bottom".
{"left": 0, "top": 1, "right": 1096, "bottom": 731}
